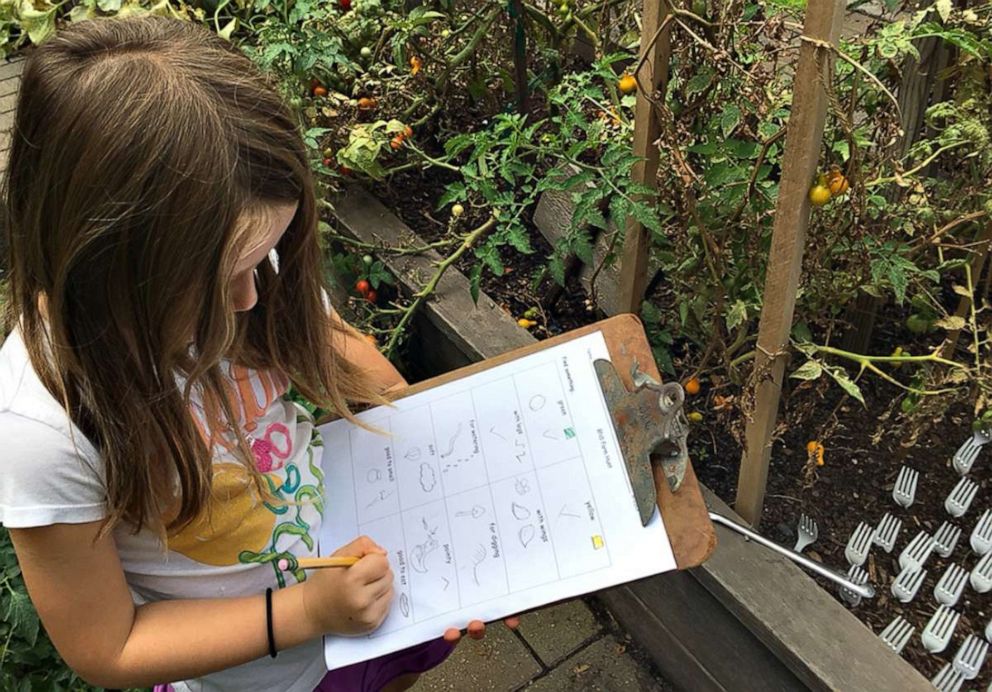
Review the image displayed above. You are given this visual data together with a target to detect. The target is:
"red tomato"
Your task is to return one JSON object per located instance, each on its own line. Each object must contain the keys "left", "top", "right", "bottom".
{"left": 355, "top": 279, "right": 370, "bottom": 295}
{"left": 365, "top": 290, "right": 378, "bottom": 303}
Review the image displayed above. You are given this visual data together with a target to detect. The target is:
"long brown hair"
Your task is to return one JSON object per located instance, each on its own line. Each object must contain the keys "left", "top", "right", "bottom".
{"left": 2, "top": 16, "right": 383, "bottom": 536}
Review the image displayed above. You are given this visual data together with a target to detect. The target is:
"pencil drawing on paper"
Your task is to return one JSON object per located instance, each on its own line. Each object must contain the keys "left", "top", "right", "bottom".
{"left": 404, "top": 447, "right": 422, "bottom": 461}
{"left": 440, "top": 576, "right": 450, "bottom": 591}
{"left": 489, "top": 426, "right": 507, "bottom": 442}
{"left": 518, "top": 525, "right": 535, "bottom": 548}
{"left": 399, "top": 593, "right": 410, "bottom": 617}
{"left": 455, "top": 504, "right": 486, "bottom": 519}
{"left": 529, "top": 395, "right": 546, "bottom": 411}
{"left": 366, "top": 468, "right": 382, "bottom": 483}
{"left": 470, "top": 543, "right": 486, "bottom": 586}
{"left": 419, "top": 463, "right": 437, "bottom": 492}
{"left": 558, "top": 504, "right": 581, "bottom": 519}
{"left": 410, "top": 518, "right": 440, "bottom": 573}
{"left": 542, "top": 429, "right": 559, "bottom": 440}
{"left": 365, "top": 489, "right": 393, "bottom": 509}
{"left": 514, "top": 478, "right": 531, "bottom": 495}
{"left": 439, "top": 423, "right": 463, "bottom": 458}
{"left": 511, "top": 502, "right": 531, "bottom": 521}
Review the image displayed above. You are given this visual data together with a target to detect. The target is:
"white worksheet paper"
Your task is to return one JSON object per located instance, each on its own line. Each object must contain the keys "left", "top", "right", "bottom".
{"left": 317, "top": 330, "right": 676, "bottom": 670}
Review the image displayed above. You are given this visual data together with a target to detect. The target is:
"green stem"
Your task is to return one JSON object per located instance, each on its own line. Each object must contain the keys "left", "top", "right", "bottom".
{"left": 810, "top": 344, "right": 966, "bottom": 370}
{"left": 865, "top": 142, "right": 966, "bottom": 188}
{"left": 383, "top": 216, "right": 497, "bottom": 358}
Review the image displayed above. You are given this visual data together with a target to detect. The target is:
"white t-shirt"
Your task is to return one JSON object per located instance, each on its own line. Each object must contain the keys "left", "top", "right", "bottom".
{"left": 0, "top": 329, "right": 331, "bottom": 692}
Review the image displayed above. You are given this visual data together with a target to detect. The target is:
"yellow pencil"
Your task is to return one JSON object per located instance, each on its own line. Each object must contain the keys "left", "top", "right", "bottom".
{"left": 277, "top": 556, "right": 359, "bottom": 571}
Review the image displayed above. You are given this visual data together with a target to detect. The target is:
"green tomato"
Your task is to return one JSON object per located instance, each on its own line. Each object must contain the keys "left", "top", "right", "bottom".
{"left": 362, "top": 254, "right": 374, "bottom": 265}
{"left": 360, "top": 46, "right": 373, "bottom": 59}
{"left": 906, "top": 314, "right": 930, "bottom": 335}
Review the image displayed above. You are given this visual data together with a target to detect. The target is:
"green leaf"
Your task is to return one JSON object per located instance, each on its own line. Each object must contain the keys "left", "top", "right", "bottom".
{"left": 933, "top": 315, "right": 966, "bottom": 331}
{"left": 6, "top": 590, "right": 39, "bottom": 647}
{"left": 828, "top": 368, "right": 865, "bottom": 405}
{"left": 725, "top": 300, "right": 747, "bottom": 331}
{"left": 790, "top": 360, "right": 823, "bottom": 381}
{"left": 935, "top": 0, "right": 952, "bottom": 23}
{"left": 720, "top": 103, "right": 742, "bottom": 139}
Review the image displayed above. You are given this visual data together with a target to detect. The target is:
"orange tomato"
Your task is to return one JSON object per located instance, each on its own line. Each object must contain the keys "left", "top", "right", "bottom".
{"left": 618, "top": 74, "right": 637, "bottom": 94}
{"left": 390, "top": 135, "right": 405, "bottom": 150}
{"left": 312, "top": 85, "right": 328, "bottom": 98}
{"left": 684, "top": 377, "right": 701, "bottom": 396}
{"left": 357, "top": 97, "right": 377, "bottom": 110}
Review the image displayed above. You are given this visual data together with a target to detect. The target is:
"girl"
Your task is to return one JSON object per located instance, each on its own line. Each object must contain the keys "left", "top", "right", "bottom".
{"left": 0, "top": 15, "right": 514, "bottom": 692}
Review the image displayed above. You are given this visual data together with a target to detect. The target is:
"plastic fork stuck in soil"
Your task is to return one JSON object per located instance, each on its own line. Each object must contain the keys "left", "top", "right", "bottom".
{"left": 922, "top": 605, "right": 960, "bottom": 654}
{"left": 899, "top": 530, "right": 934, "bottom": 573}
{"left": 932, "top": 663, "right": 965, "bottom": 692}
{"left": 891, "top": 565, "right": 926, "bottom": 604}
{"left": 793, "top": 513, "right": 818, "bottom": 553}
{"left": 971, "top": 551, "right": 992, "bottom": 594}
{"left": 953, "top": 427, "right": 991, "bottom": 476}
{"left": 934, "top": 564, "right": 967, "bottom": 607}
{"left": 952, "top": 634, "right": 988, "bottom": 681}
{"left": 878, "top": 615, "right": 914, "bottom": 655}
{"left": 893, "top": 466, "right": 918, "bottom": 509}
{"left": 934, "top": 521, "right": 962, "bottom": 559}
{"left": 971, "top": 509, "right": 992, "bottom": 556}
{"left": 946, "top": 477, "right": 979, "bottom": 518}
{"left": 845, "top": 522, "right": 874, "bottom": 567}
{"left": 839, "top": 565, "right": 869, "bottom": 608}
{"left": 873, "top": 513, "right": 901, "bottom": 554}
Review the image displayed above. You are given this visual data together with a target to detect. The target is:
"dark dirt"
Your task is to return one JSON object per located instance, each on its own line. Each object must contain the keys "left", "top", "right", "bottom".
{"left": 371, "top": 167, "right": 992, "bottom": 687}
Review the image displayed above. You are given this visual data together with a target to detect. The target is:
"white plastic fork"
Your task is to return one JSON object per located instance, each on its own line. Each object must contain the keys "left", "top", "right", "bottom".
{"left": 932, "top": 663, "right": 965, "bottom": 692}
{"left": 952, "top": 634, "right": 989, "bottom": 680}
{"left": 838, "top": 565, "right": 869, "bottom": 608}
{"left": 878, "top": 615, "right": 914, "bottom": 655}
{"left": 971, "top": 509, "right": 992, "bottom": 556}
{"left": 891, "top": 565, "right": 926, "bottom": 604}
{"left": 893, "top": 465, "right": 919, "bottom": 508}
{"left": 845, "top": 522, "right": 874, "bottom": 567}
{"left": 922, "top": 605, "right": 961, "bottom": 654}
{"left": 935, "top": 563, "right": 967, "bottom": 607}
{"left": 793, "top": 513, "right": 818, "bottom": 552}
{"left": 934, "top": 521, "right": 962, "bottom": 559}
{"left": 946, "top": 477, "right": 979, "bottom": 518}
{"left": 954, "top": 427, "right": 991, "bottom": 476}
{"left": 971, "top": 551, "right": 992, "bottom": 593}
{"left": 873, "top": 512, "right": 901, "bottom": 553}
{"left": 899, "top": 530, "right": 934, "bottom": 572}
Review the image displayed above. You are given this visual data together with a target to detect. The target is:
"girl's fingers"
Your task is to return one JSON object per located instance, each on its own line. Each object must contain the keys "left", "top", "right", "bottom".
{"left": 467, "top": 620, "right": 485, "bottom": 639}
{"left": 504, "top": 616, "right": 521, "bottom": 630}
{"left": 443, "top": 627, "right": 462, "bottom": 644}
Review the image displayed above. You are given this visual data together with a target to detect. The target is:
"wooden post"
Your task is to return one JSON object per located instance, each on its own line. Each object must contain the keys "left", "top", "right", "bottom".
{"left": 509, "top": 0, "right": 528, "bottom": 114}
{"left": 736, "top": 1, "right": 845, "bottom": 526}
{"left": 617, "top": 0, "right": 671, "bottom": 314}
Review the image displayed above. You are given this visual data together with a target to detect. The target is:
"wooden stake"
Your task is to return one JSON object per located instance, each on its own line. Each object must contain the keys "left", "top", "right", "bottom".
{"left": 736, "top": 1, "right": 845, "bottom": 526}
{"left": 617, "top": 0, "right": 671, "bottom": 314}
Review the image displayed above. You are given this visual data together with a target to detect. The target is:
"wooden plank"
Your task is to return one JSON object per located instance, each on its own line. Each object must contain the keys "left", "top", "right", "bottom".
{"left": 599, "top": 574, "right": 805, "bottom": 692}
{"left": 736, "top": 1, "right": 845, "bottom": 525}
{"left": 617, "top": 0, "right": 671, "bottom": 313}
{"left": 696, "top": 488, "right": 931, "bottom": 691}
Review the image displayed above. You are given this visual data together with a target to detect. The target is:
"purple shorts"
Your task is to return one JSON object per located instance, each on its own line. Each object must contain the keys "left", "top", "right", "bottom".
{"left": 152, "top": 638, "right": 453, "bottom": 692}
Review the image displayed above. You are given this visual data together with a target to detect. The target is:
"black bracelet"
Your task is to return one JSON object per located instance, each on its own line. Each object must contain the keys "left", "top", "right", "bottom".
{"left": 265, "top": 587, "right": 277, "bottom": 659}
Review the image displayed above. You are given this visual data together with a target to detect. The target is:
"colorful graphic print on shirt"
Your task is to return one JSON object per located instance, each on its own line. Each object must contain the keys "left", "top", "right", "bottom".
{"left": 167, "top": 364, "right": 325, "bottom": 587}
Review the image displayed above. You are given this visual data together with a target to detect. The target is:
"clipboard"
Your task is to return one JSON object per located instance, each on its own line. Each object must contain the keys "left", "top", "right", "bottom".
{"left": 384, "top": 314, "right": 716, "bottom": 570}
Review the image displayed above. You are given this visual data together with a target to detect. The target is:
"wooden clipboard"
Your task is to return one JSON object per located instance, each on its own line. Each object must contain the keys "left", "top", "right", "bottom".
{"left": 387, "top": 314, "right": 716, "bottom": 570}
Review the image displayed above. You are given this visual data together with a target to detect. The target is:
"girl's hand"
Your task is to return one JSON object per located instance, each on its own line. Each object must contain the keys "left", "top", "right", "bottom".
{"left": 443, "top": 615, "right": 521, "bottom": 644}
{"left": 302, "top": 536, "right": 394, "bottom": 636}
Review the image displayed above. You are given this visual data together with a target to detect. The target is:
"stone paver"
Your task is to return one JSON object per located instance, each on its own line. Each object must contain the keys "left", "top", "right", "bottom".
{"left": 523, "top": 634, "right": 672, "bottom": 692}
{"left": 517, "top": 599, "right": 601, "bottom": 666}
{"left": 413, "top": 625, "right": 542, "bottom": 692}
